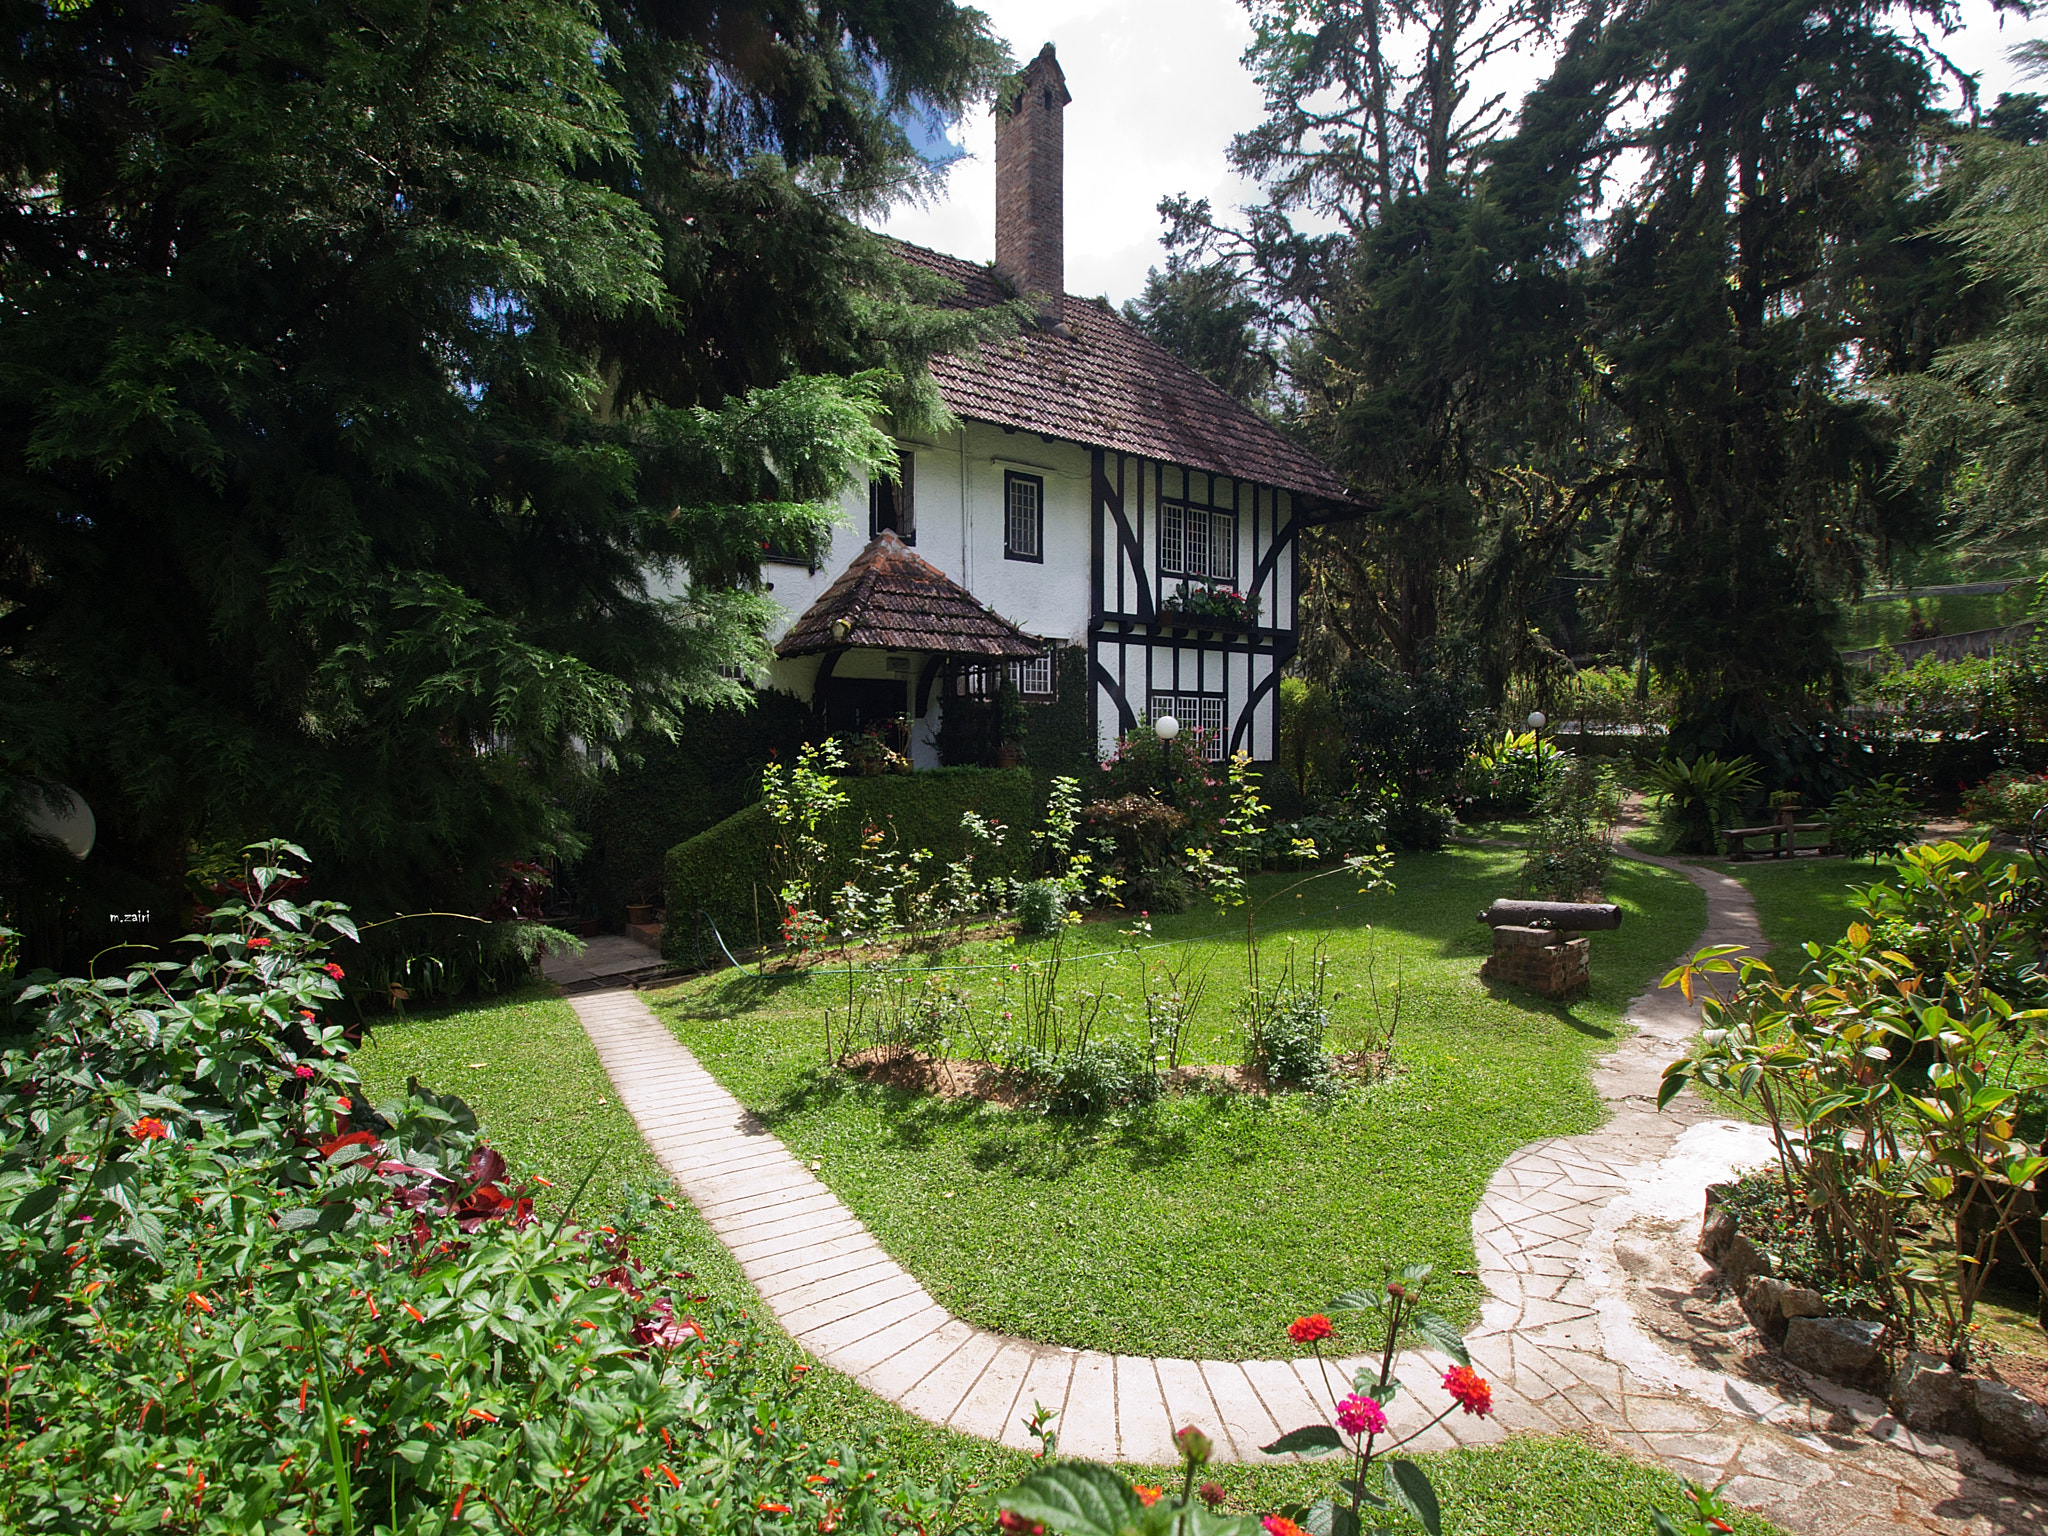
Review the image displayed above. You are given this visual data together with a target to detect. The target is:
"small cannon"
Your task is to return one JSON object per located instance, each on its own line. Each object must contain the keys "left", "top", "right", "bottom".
{"left": 1477, "top": 900, "right": 1621, "bottom": 997}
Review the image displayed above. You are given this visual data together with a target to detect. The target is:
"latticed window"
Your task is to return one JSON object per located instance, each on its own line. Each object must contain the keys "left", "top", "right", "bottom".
{"left": 1005, "top": 472, "right": 1043, "bottom": 561}
{"left": 1152, "top": 692, "right": 1229, "bottom": 761}
{"left": 1159, "top": 501, "right": 1235, "bottom": 582}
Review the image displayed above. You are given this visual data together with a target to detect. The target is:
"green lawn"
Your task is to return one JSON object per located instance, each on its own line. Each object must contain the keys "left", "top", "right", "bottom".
{"left": 1725, "top": 858, "right": 1875, "bottom": 970}
{"left": 353, "top": 977, "right": 1779, "bottom": 1535}
{"left": 646, "top": 848, "right": 1705, "bottom": 1359}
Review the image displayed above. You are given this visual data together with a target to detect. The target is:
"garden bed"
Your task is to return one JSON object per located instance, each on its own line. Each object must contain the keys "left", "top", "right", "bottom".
{"left": 646, "top": 848, "right": 1706, "bottom": 1359}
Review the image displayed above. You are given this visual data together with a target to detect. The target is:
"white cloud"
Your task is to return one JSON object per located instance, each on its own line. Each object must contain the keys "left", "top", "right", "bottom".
{"left": 875, "top": 0, "right": 2043, "bottom": 307}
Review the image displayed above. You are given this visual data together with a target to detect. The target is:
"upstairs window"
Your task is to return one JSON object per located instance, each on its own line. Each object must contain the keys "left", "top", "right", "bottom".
{"left": 1005, "top": 471, "right": 1043, "bottom": 562}
{"left": 870, "top": 450, "right": 915, "bottom": 544}
{"left": 1160, "top": 501, "right": 1236, "bottom": 583}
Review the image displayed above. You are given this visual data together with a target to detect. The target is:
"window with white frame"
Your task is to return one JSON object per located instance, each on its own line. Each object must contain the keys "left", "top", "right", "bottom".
{"left": 1004, "top": 471, "right": 1043, "bottom": 562}
{"left": 869, "top": 449, "right": 914, "bottom": 544}
{"left": 1159, "top": 501, "right": 1236, "bottom": 583}
{"left": 951, "top": 648, "right": 1055, "bottom": 700}
{"left": 1152, "top": 692, "right": 1229, "bottom": 761}
{"left": 1010, "top": 652, "right": 1054, "bottom": 697}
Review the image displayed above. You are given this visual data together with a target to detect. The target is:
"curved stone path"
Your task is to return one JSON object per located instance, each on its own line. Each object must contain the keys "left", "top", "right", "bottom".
{"left": 570, "top": 851, "right": 2048, "bottom": 1534}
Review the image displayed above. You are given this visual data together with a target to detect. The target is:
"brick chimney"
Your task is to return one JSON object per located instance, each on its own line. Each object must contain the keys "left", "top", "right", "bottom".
{"left": 995, "top": 42, "right": 1070, "bottom": 325}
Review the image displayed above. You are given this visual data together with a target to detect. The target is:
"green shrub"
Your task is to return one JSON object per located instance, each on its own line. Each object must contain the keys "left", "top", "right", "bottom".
{"left": 1963, "top": 768, "right": 2048, "bottom": 834}
{"left": 1016, "top": 878, "right": 1069, "bottom": 936}
{"left": 1130, "top": 862, "right": 1194, "bottom": 914}
{"left": 0, "top": 845, "right": 910, "bottom": 1534}
{"left": 1647, "top": 753, "right": 1761, "bottom": 854}
{"left": 1243, "top": 989, "right": 1339, "bottom": 1094}
{"left": 1382, "top": 797, "right": 1455, "bottom": 851}
{"left": 1006, "top": 1038, "right": 1159, "bottom": 1116}
{"left": 662, "top": 767, "right": 1035, "bottom": 961}
{"left": 1456, "top": 729, "right": 1565, "bottom": 819}
{"left": 1827, "top": 776, "right": 1921, "bottom": 858}
{"left": 1519, "top": 758, "right": 1622, "bottom": 901}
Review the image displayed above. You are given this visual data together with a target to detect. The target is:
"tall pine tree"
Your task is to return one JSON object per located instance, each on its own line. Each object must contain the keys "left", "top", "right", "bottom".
{"left": 0, "top": 0, "right": 1010, "bottom": 964}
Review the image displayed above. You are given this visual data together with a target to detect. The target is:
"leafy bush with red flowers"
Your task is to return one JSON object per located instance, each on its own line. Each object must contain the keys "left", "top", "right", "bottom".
{"left": 0, "top": 843, "right": 921, "bottom": 1533}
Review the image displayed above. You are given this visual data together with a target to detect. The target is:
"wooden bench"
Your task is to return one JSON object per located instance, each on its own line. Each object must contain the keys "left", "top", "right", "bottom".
{"left": 1723, "top": 822, "right": 1833, "bottom": 861}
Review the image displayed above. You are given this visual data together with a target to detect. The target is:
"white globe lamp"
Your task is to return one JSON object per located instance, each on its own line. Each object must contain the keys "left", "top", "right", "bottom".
{"left": 1527, "top": 711, "right": 1547, "bottom": 731}
{"left": 1155, "top": 715, "right": 1180, "bottom": 741}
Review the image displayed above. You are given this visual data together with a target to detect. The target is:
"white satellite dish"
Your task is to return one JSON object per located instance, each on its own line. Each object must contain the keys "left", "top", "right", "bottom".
{"left": 24, "top": 784, "right": 95, "bottom": 860}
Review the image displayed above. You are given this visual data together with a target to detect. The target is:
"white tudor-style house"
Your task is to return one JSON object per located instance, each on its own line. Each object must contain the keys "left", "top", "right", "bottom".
{"left": 756, "top": 43, "right": 1359, "bottom": 770}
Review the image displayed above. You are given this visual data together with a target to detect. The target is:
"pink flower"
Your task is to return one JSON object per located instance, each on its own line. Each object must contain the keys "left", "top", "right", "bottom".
{"left": 1442, "top": 1365, "right": 1492, "bottom": 1416}
{"left": 294, "top": 1064, "right": 317, "bottom": 1080}
{"left": 324, "top": 963, "right": 344, "bottom": 979}
{"left": 1336, "top": 1394, "right": 1387, "bottom": 1437}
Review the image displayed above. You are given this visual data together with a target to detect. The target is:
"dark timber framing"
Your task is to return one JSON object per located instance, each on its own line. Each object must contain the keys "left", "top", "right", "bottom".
{"left": 1087, "top": 447, "right": 1302, "bottom": 761}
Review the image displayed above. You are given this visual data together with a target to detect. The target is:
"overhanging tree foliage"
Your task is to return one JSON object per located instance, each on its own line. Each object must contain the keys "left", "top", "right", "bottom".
{"left": 0, "top": 0, "right": 1012, "bottom": 964}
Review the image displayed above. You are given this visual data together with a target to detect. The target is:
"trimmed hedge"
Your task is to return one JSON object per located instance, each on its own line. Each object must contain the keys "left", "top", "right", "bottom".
{"left": 661, "top": 767, "right": 1037, "bottom": 963}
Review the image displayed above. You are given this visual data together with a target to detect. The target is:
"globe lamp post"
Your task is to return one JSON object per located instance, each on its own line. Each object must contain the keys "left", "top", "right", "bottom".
{"left": 1155, "top": 714, "right": 1180, "bottom": 804}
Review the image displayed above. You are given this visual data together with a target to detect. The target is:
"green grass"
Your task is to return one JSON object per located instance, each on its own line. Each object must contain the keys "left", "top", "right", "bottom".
{"left": 1725, "top": 858, "right": 1880, "bottom": 971}
{"left": 646, "top": 849, "right": 1705, "bottom": 1360}
{"left": 353, "top": 983, "right": 1783, "bottom": 1535}
{"left": 1836, "top": 585, "right": 2038, "bottom": 650}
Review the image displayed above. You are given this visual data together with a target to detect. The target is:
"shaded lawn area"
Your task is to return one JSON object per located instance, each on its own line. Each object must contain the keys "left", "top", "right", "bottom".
{"left": 353, "top": 986, "right": 1779, "bottom": 1535}
{"left": 647, "top": 848, "right": 1706, "bottom": 1360}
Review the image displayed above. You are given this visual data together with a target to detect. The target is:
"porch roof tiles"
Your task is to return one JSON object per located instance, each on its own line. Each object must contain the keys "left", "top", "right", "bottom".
{"left": 775, "top": 531, "right": 1041, "bottom": 660}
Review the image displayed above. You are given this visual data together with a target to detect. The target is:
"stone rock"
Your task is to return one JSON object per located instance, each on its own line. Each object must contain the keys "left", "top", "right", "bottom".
{"left": 1783, "top": 1317, "right": 1888, "bottom": 1390}
{"left": 1890, "top": 1353, "right": 1977, "bottom": 1437}
{"left": 1973, "top": 1378, "right": 2048, "bottom": 1471}
{"left": 1778, "top": 1285, "right": 1828, "bottom": 1320}
{"left": 1698, "top": 1207, "right": 1736, "bottom": 1264}
{"left": 1718, "top": 1231, "right": 1772, "bottom": 1293}
{"left": 1741, "top": 1275, "right": 1791, "bottom": 1343}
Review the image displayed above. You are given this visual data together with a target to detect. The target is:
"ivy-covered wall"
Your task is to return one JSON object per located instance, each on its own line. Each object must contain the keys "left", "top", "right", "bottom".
{"left": 576, "top": 690, "right": 813, "bottom": 926}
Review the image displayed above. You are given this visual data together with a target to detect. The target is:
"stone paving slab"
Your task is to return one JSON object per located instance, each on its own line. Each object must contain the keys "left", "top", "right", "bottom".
{"left": 569, "top": 850, "right": 2048, "bottom": 1536}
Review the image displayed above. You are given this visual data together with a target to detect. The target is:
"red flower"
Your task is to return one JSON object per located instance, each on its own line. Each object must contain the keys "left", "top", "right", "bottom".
{"left": 1263, "top": 1519, "right": 1308, "bottom": 1536}
{"left": 1198, "top": 1485, "right": 1225, "bottom": 1510}
{"left": 997, "top": 1514, "right": 1044, "bottom": 1536}
{"left": 1442, "top": 1365, "right": 1492, "bottom": 1416}
{"left": 324, "top": 963, "right": 344, "bottom": 979}
{"left": 1132, "top": 1486, "right": 1163, "bottom": 1507}
{"left": 247, "top": 936, "right": 271, "bottom": 949}
{"left": 1336, "top": 1394, "right": 1387, "bottom": 1437}
{"left": 294, "top": 1064, "right": 317, "bottom": 1079}
{"left": 758, "top": 1503, "right": 792, "bottom": 1515}
{"left": 335, "top": 1097, "right": 352, "bottom": 1113}
{"left": 1286, "top": 1314, "right": 1333, "bottom": 1345}
{"left": 127, "top": 1118, "right": 168, "bottom": 1142}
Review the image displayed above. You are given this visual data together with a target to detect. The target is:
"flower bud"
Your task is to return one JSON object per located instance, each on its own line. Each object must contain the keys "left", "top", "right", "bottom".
{"left": 1198, "top": 1484, "right": 1225, "bottom": 1509}
{"left": 1387, "top": 1281, "right": 1406, "bottom": 1299}
{"left": 1173, "top": 1425, "right": 1214, "bottom": 1466}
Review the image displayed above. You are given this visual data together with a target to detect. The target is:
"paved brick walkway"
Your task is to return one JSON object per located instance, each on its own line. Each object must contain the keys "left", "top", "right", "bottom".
{"left": 571, "top": 853, "right": 2048, "bottom": 1533}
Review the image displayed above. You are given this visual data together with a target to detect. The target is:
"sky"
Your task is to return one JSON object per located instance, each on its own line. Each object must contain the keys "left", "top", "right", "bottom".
{"left": 873, "top": 0, "right": 2046, "bottom": 308}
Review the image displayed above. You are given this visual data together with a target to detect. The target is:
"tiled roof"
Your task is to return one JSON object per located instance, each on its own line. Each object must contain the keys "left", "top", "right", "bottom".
{"left": 776, "top": 530, "right": 1043, "bottom": 659}
{"left": 894, "top": 241, "right": 1354, "bottom": 503}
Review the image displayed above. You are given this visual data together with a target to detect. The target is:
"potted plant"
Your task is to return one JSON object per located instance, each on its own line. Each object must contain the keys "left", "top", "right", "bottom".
{"left": 1769, "top": 789, "right": 1802, "bottom": 828}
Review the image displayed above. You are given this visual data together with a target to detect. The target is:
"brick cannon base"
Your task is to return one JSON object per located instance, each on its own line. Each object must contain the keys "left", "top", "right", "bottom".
{"left": 1480, "top": 925, "right": 1591, "bottom": 997}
